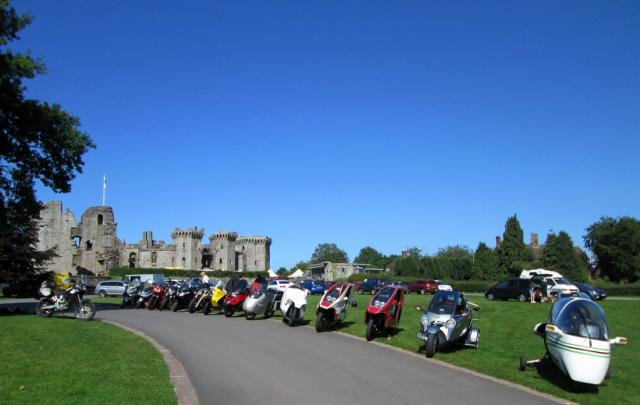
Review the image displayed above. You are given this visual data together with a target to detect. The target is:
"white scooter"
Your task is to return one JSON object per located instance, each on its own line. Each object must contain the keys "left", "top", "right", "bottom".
{"left": 280, "top": 284, "right": 308, "bottom": 326}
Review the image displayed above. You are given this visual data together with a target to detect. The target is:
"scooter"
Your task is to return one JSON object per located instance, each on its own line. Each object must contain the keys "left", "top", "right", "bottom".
{"left": 243, "top": 276, "right": 280, "bottom": 320}
{"left": 223, "top": 277, "right": 250, "bottom": 317}
{"left": 315, "top": 281, "right": 355, "bottom": 332}
{"left": 364, "top": 285, "right": 404, "bottom": 341}
{"left": 280, "top": 284, "right": 308, "bottom": 327}
{"left": 203, "top": 280, "right": 226, "bottom": 315}
{"left": 122, "top": 279, "right": 142, "bottom": 308}
{"left": 189, "top": 283, "right": 213, "bottom": 313}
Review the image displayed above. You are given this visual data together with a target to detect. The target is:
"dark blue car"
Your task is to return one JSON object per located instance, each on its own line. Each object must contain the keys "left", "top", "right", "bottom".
{"left": 572, "top": 281, "right": 607, "bottom": 300}
{"left": 300, "top": 279, "right": 326, "bottom": 295}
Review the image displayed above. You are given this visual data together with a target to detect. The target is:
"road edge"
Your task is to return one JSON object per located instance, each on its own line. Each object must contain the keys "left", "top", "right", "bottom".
{"left": 102, "top": 320, "right": 199, "bottom": 405}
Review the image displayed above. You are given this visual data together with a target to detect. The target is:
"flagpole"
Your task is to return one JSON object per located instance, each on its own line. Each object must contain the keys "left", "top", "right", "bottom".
{"left": 102, "top": 175, "right": 106, "bottom": 206}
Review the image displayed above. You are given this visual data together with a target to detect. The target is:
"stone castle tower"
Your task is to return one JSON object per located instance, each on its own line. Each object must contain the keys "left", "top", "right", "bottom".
{"left": 71, "top": 206, "right": 120, "bottom": 275}
{"left": 210, "top": 231, "right": 237, "bottom": 271}
{"left": 172, "top": 227, "right": 204, "bottom": 270}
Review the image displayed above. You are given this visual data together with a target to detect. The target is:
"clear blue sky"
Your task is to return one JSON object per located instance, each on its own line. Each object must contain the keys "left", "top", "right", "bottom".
{"left": 15, "top": 1, "right": 640, "bottom": 270}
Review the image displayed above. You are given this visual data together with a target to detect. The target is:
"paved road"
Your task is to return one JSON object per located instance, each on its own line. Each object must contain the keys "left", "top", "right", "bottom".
{"left": 89, "top": 305, "right": 559, "bottom": 405}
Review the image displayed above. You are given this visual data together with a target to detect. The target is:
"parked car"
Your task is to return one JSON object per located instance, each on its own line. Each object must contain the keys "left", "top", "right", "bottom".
{"left": 542, "top": 277, "right": 579, "bottom": 297}
{"left": 387, "top": 281, "right": 409, "bottom": 293}
{"left": 95, "top": 280, "right": 128, "bottom": 297}
{"left": 407, "top": 279, "right": 437, "bottom": 295}
{"left": 485, "top": 278, "right": 532, "bottom": 302}
{"left": 435, "top": 280, "right": 453, "bottom": 291}
{"left": 268, "top": 279, "right": 291, "bottom": 292}
{"left": 572, "top": 281, "right": 607, "bottom": 301}
{"left": 300, "top": 279, "right": 326, "bottom": 295}
{"left": 358, "top": 278, "right": 389, "bottom": 294}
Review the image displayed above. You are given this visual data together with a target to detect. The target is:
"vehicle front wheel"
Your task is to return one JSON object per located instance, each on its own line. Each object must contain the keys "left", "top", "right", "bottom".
{"left": 75, "top": 300, "right": 96, "bottom": 321}
{"left": 487, "top": 293, "right": 495, "bottom": 301}
{"left": 519, "top": 354, "right": 527, "bottom": 371}
{"left": 225, "top": 306, "right": 235, "bottom": 317}
{"left": 289, "top": 308, "right": 297, "bottom": 327}
{"left": 315, "top": 312, "right": 325, "bottom": 332}
{"left": 265, "top": 308, "right": 274, "bottom": 318}
{"left": 36, "top": 299, "right": 54, "bottom": 317}
{"left": 99, "top": 290, "right": 108, "bottom": 298}
{"left": 245, "top": 312, "right": 256, "bottom": 320}
{"left": 366, "top": 318, "right": 376, "bottom": 341}
{"left": 148, "top": 296, "right": 157, "bottom": 310}
{"left": 203, "top": 302, "right": 211, "bottom": 315}
{"left": 518, "top": 294, "right": 527, "bottom": 302}
{"left": 135, "top": 300, "right": 143, "bottom": 309}
{"left": 171, "top": 300, "right": 179, "bottom": 312}
{"left": 188, "top": 298, "right": 197, "bottom": 313}
{"left": 425, "top": 334, "right": 437, "bottom": 358}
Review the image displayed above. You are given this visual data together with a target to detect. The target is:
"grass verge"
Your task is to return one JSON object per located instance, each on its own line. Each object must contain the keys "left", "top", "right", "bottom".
{"left": 0, "top": 315, "right": 176, "bottom": 404}
{"left": 301, "top": 293, "right": 638, "bottom": 405}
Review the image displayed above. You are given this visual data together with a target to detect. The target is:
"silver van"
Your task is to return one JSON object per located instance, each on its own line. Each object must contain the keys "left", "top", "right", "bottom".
{"left": 95, "top": 280, "right": 128, "bottom": 297}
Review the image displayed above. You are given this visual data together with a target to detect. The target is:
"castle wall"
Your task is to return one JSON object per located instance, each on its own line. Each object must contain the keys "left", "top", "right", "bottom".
{"left": 36, "top": 201, "right": 78, "bottom": 273}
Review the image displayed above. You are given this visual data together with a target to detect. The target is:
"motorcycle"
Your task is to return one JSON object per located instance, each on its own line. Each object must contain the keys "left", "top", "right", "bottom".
{"left": 171, "top": 278, "right": 201, "bottom": 312}
{"left": 315, "top": 281, "right": 355, "bottom": 332}
{"left": 36, "top": 278, "right": 96, "bottom": 321}
{"left": 364, "top": 285, "right": 405, "bottom": 341}
{"left": 148, "top": 282, "right": 168, "bottom": 310}
{"left": 159, "top": 280, "right": 181, "bottom": 310}
{"left": 243, "top": 276, "right": 281, "bottom": 320}
{"left": 121, "top": 279, "right": 142, "bottom": 308}
{"left": 203, "top": 280, "right": 227, "bottom": 315}
{"left": 189, "top": 282, "right": 213, "bottom": 313}
{"left": 135, "top": 281, "right": 154, "bottom": 309}
{"left": 416, "top": 290, "right": 480, "bottom": 358}
{"left": 280, "top": 284, "right": 308, "bottom": 327}
{"left": 223, "top": 277, "right": 250, "bottom": 317}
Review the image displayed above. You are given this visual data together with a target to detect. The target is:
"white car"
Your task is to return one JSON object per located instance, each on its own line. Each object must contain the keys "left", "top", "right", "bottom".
{"left": 435, "top": 280, "right": 453, "bottom": 291}
{"left": 545, "top": 277, "right": 579, "bottom": 297}
{"left": 268, "top": 279, "right": 291, "bottom": 292}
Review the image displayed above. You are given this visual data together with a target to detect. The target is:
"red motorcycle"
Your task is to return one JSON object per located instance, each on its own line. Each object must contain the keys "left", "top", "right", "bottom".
{"left": 148, "top": 283, "right": 167, "bottom": 310}
{"left": 364, "top": 285, "right": 405, "bottom": 341}
{"left": 223, "top": 277, "right": 250, "bottom": 317}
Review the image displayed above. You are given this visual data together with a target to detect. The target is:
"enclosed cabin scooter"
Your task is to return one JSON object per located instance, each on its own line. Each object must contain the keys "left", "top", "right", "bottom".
{"left": 416, "top": 290, "right": 480, "bottom": 358}
{"left": 223, "top": 277, "right": 250, "bottom": 317}
{"left": 315, "top": 281, "right": 355, "bottom": 332}
{"left": 520, "top": 296, "right": 628, "bottom": 386}
{"left": 203, "top": 280, "right": 226, "bottom": 315}
{"left": 280, "top": 284, "right": 308, "bottom": 326}
{"left": 365, "top": 285, "right": 405, "bottom": 341}
{"left": 243, "top": 276, "right": 281, "bottom": 320}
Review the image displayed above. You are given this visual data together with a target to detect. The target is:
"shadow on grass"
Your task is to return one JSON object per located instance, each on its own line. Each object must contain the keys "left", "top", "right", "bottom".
{"left": 530, "top": 358, "right": 600, "bottom": 394}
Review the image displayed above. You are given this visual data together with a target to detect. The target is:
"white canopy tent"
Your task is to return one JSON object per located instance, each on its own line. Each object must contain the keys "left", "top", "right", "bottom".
{"left": 289, "top": 269, "right": 305, "bottom": 278}
{"left": 267, "top": 268, "right": 278, "bottom": 278}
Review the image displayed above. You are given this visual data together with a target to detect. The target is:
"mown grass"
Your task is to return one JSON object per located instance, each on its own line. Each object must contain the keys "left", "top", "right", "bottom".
{"left": 300, "top": 293, "right": 639, "bottom": 405}
{"left": 0, "top": 315, "right": 176, "bottom": 404}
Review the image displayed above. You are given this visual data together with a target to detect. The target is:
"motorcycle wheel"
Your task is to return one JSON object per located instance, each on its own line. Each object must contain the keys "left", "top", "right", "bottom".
{"left": 135, "top": 299, "right": 143, "bottom": 309}
{"left": 188, "top": 298, "right": 197, "bottom": 313}
{"left": 425, "top": 334, "right": 437, "bottom": 358}
{"left": 36, "top": 299, "right": 54, "bottom": 318}
{"left": 148, "top": 297, "right": 157, "bottom": 311}
{"left": 518, "top": 293, "right": 527, "bottom": 302}
{"left": 225, "top": 306, "right": 235, "bottom": 318}
{"left": 366, "top": 318, "right": 375, "bottom": 341}
{"left": 75, "top": 300, "right": 96, "bottom": 321}
{"left": 171, "top": 300, "right": 179, "bottom": 312}
{"left": 288, "top": 308, "right": 297, "bottom": 327}
{"left": 487, "top": 293, "right": 495, "bottom": 301}
{"left": 315, "top": 312, "right": 324, "bottom": 333}
{"left": 203, "top": 302, "right": 211, "bottom": 315}
{"left": 245, "top": 312, "right": 256, "bottom": 320}
{"left": 265, "top": 308, "right": 274, "bottom": 318}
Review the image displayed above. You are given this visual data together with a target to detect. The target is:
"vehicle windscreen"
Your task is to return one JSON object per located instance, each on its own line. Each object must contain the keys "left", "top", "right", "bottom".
{"left": 324, "top": 284, "right": 344, "bottom": 302}
{"left": 427, "top": 292, "right": 457, "bottom": 315}
{"left": 226, "top": 278, "right": 248, "bottom": 293}
{"left": 372, "top": 287, "right": 394, "bottom": 307}
{"left": 555, "top": 299, "right": 608, "bottom": 340}
{"left": 251, "top": 281, "right": 266, "bottom": 296}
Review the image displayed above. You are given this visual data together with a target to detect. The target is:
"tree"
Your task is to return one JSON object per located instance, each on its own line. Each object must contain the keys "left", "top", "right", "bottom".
{"left": 288, "top": 261, "right": 307, "bottom": 272}
{"left": 497, "top": 215, "right": 530, "bottom": 276}
{"left": 542, "top": 231, "right": 585, "bottom": 281}
{"left": 436, "top": 245, "right": 473, "bottom": 280}
{"left": 472, "top": 242, "right": 503, "bottom": 280}
{"left": 393, "top": 255, "right": 420, "bottom": 276}
{"left": 276, "top": 267, "right": 289, "bottom": 276}
{"left": 310, "top": 243, "right": 349, "bottom": 264}
{"left": 0, "top": 1, "right": 94, "bottom": 289}
{"left": 584, "top": 216, "right": 640, "bottom": 282}
{"left": 354, "top": 246, "right": 387, "bottom": 268}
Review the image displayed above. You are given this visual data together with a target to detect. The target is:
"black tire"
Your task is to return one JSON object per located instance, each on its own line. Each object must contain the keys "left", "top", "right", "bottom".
{"left": 245, "top": 312, "right": 256, "bottom": 320}
{"left": 135, "top": 299, "right": 143, "bottom": 309}
{"left": 171, "top": 300, "right": 179, "bottom": 312}
{"left": 289, "top": 308, "right": 297, "bottom": 327}
{"left": 203, "top": 302, "right": 211, "bottom": 315}
{"left": 99, "top": 290, "right": 108, "bottom": 298}
{"left": 487, "top": 293, "right": 495, "bottom": 301}
{"left": 36, "top": 299, "right": 54, "bottom": 318}
{"left": 225, "top": 306, "right": 235, "bottom": 317}
{"left": 519, "top": 355, "right": 527, "bottom": 371}
{"left": 420, "top": 289, "right": 425, "bottom": 295}
{"left": 426, "top": 334, "right": 437, "bottom": 358}
{"left": 148, "top": 296, "right": 157, "bottom": 310}
{"left": 159, "top": 297, "right": 168, "bottom": 311}
{"left": 265, "top": 308, "right": 274, "bottom": 318}
{"left": 188, "top": 298, "right": 197, "bottom": 313}
{"left": 75, "top": 300, "right": 96, "bottom": 321}
{"left": 315, "top": 312, "right": 325, "bottom": 332}
{"left": 518, "top": 294, "right": 527, "bottom": 302}
{"left": 366, "top": 318, "right": 375, "bottom": 341}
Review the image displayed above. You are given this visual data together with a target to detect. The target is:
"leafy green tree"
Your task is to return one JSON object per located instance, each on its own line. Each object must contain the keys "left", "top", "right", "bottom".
{"left": 354, "top": 246, "right": 388, "bottom": 269}
{"left": 310, "top": 243, "right": 349, "bottom": 264}
{"left": 289, "top": 261, "right": 308, "bottom": 272}
{"left": 276, "top": 267, "right": 289, "bottom": 276}
{"left": 584, "top": 216, "right": 640, "bottom": 282}
{"left": 435, "top": 245, "right": 473, "bottom": 280}
{"left": 393, "top": 255, "right": 421, "bottom": 276}
{"left": 0, "top": 1, "right": 94, "bottom": 289}
{"left": 542, "top": 231, "right": 585, "bottom": 281}
{"left": 472, "top": 242, "right": 503, "bottom": 280}
{"left": 497, "top": 215, "right": 530, "bottom": 276}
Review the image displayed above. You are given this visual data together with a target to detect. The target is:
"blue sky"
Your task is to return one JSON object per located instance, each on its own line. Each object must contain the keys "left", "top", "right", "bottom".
{"left": 14, "top": 1, "right": 640, "bottom": 269}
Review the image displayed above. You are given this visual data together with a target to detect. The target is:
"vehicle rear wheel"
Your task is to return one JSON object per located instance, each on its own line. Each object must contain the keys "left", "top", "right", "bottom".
{"left": 225, "top": 306, "right": 235, "bottom": 317}
{"left": 518, "top": 294, "right": 527, "bottom": 302}
{"left": 366, "top": 318, "right": 375, "bottom": 341}
{"left": 265, "top": 308, "right": 274, "bottom": 318}
{"left": 99, "top": 290, "right": 108, "bottom": 298}
{"left": 315, "top": 312, "right": 325, "bottom": 332}
{"left": 36, "top": 299, "right": 54, "bottom": 317}
{"left": 425, "top": 334, "right": 437, "bottom": 358}
{"left": 171, "top": 300, "right": 179, "bottom": 312}
{"left": 159, "top": 297, "right": 168, "bottom": 311}
{"left": 75, "top": 300, "right": 96, "bottom": 321}
{"left": 519, "top": 355, "right": 527, "bottom": 371}
{"left": 245, "top": 312, "right": 256, "bottom": 320}
{"left": 289, "top": 308, "right": 297, "bottom": 327}
{"left": 487, "top": 293, "right": 495, "bottom": 301}
{"left": 135, "top": 299, "right": 143, "bottom": 309}
{"left": 188, "top": 298, "right": 197, "bottom": 313}
{"left": 203, "top": 302, "right": 211, "bottom": 315}
{"left": 148, "top": 296, "right": 157, "bottom": 310}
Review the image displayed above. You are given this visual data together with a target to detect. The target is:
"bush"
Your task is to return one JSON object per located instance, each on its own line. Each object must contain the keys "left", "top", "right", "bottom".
{"left": 108, "top": 267, "right": 267, "bottom": 280}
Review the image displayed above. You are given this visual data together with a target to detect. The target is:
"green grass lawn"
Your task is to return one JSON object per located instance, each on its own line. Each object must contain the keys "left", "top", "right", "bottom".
{"left": 0, "top": 315, "right": 176, "bottom": 404}
{"left": 300, "top": 292, "right": 639, "bottom": 405}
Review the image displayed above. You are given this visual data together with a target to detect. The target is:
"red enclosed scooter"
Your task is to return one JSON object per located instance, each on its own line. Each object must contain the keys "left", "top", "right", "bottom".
{"left": 223, "top": 277, "right": 250, "bottom": 317}
{"left": 364, "top": 285, "right": 405, "bottom": 341}
{"left": 315, "top": 281, "right": 355, "bottom": 332}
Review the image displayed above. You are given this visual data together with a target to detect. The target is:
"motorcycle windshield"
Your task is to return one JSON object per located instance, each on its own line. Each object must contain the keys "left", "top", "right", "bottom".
{"left": 427, "top": 292, "right": 457, "bottom": 316}
{"left": 226, "top": 278, "right": 248, "bottom": 294}
{"left": 554, "top": 299, "right": 608, "bottom": 340}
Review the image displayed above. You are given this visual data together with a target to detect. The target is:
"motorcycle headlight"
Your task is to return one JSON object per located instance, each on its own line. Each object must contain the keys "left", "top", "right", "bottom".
{"left": 231, "top": 292, "right": 237, "bottom": 297}
{"left": 179, "top": 292, "right": 186, "bottom": 297}
{"left": 421, "top": 315, "right": 429, "bottom": 328}
{"left": 445, "top": 319, "right": 456, "bottom": 329}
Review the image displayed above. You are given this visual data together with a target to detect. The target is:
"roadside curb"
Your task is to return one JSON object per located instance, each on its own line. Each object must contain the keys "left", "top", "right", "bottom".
{"left": 102, "top": 320, "right": 199, "bottom": 405}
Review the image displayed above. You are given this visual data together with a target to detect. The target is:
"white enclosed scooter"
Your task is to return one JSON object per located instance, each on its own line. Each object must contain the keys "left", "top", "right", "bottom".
{"left": 280, "top": 284, "right": 308, "bottom": 326}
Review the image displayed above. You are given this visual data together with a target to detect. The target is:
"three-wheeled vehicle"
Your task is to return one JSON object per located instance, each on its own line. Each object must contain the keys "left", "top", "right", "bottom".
{"left": 203, "top": 280, "right": 226, "bottom": 315}
{"left": 223, "top": 277, "right": 250, "bottom": 317}
{"left": 315, "top": 281, "right": 355, "bottom": 332}
{"left": 416, "top": 290, "right": 480, "bottom": 358}
{"left": 280, "top": 284, "right": 308, "bottom": 326}
{"left": 519, "top": 296, "right": 628, "bottom": 386}
{"left": 243, "top": 275, "right": 281, "bottom": 320}
{"left": 365, "top": 285, "right": 404, "bottom": 341}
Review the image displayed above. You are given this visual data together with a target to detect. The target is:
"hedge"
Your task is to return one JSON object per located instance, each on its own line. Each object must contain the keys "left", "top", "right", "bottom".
{"left": 108, "top": 267, "right": 267, "bottom": 280}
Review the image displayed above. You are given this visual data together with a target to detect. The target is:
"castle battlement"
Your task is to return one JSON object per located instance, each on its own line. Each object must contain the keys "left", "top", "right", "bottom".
{"left": 171, "top": 227, "right": 205, "bottom": 240}
{"left": 210, "top": 231, "right": 238, "bottom": 241}
{"left": 237, "top": 236, "right": 272, "bottom": 245}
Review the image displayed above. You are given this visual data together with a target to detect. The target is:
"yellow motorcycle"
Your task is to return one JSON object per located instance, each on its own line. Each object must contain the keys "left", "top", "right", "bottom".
{"left": 203, "top": 280, "right": 226, "bottom": 315}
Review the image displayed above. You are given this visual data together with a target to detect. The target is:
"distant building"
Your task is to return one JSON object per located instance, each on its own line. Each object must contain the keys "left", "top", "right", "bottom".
{"left": 305, "top": 262, "right": 385, "bottom": 281}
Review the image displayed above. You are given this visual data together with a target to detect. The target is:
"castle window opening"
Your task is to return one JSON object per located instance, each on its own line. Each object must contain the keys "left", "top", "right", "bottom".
{"left": 183, "top": 242, "right": 185, "bottom": 248}
{"left": 242, "top": 245, "right": 245, "bottom": 251}
{"left": 219, "top": 258, "right": 222, "bottom": 264}
{"left": 86, "top": 240, "right": 93, "bottom": 251}
{"left": 73, "top": 236, "right": 81, "bottom": 247}
{"left": 97, "top": 214, "right": 103, "bottom": 225}
{"left": 151, "top": 252, "right": 157, "bottom": 264}
{"left": 254, "top": 260, "right": 257, "bottom": 265}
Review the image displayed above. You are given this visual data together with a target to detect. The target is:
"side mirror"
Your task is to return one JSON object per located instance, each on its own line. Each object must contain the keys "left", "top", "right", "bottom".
{"left": 533, "top": 322, "right": 547, "bottom": 336}
{"left": 610, "top": 337, "right": 628, "bottom": 345}
{"left": 414, "top": 305, "right": 423, "bottom": 311}
{"left": 545, "top": 324, "right": 564, "bottom": 336}
{"left": 342, "top": 296, "right": 349, "bottom": 302}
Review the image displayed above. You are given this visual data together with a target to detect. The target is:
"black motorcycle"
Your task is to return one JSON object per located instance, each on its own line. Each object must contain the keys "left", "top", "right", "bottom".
{"left": 188, "top": 283, "right": 212, "bottom": 313}
{"left": 159, "top": 280, "right": 181, "bottom": 310}
{"left": 171, "top": 278, "right": 201, "bottom": 312}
